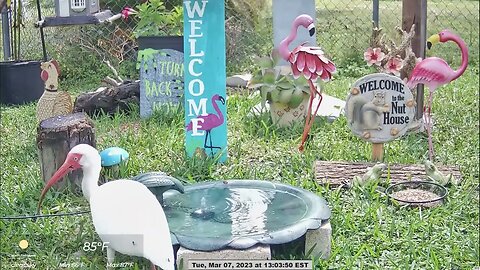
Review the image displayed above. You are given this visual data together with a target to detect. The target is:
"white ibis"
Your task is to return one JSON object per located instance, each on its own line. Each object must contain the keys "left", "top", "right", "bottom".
{"left": 37, "top": 144, "right": 175, "bottom": 270}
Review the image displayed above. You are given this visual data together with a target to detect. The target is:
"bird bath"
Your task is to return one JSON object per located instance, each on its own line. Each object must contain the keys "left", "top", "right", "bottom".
{"left": 162, "top": 180, "right": 331, "bottom": 251}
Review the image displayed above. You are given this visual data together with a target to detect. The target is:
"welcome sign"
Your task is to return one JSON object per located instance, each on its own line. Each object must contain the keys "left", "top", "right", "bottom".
{"left": 138, "top": 49, "right": 184, "bottom": 118}
{"left": 184, "top": 0, "right": 227, "bottom": 162}
{"left": 345, "top": 73, "right": 416, "bottom": 143}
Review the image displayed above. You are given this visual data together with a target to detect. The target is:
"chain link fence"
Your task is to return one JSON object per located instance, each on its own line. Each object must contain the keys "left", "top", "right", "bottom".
{"left": 1, "top": 0, "right": 478, "bottom": 76}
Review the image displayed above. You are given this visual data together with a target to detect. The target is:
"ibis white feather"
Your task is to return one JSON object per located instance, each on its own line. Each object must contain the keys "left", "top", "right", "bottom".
{"left": 37, "top": 144, "right": 175, "bottom": 270}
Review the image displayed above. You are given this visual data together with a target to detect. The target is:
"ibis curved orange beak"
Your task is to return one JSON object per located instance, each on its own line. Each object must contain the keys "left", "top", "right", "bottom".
{"left": 36, "top": 154, "right": 82, "bottom": 214}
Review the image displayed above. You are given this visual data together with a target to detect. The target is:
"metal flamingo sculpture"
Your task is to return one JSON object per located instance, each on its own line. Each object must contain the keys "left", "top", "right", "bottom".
{"left": 407, "top": 30, "right": 468, "bottom": 160}
{"left": 186, "top": 94, "right": 226, "bottom": 157}
{"left": 278, "top": 14, "right": 336, "bottom": 151}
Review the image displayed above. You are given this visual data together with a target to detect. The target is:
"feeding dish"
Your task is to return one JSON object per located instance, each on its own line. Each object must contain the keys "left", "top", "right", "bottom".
{"left": 163, "top": 180, "right": 331, "bottom": 251}
{"left": 100, "top": 147, "right": 129, "bottom": 167}
{"left": 385, "top": 181, "right": 447, "bottom": 208}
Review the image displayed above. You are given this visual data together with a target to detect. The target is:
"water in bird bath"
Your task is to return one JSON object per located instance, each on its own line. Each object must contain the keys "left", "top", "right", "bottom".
{"left": 162, "top": 180, "right": 330, "bottom": 251}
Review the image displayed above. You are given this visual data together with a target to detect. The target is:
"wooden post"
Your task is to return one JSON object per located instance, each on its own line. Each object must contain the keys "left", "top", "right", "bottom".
{"left": 37, "top": 112, "right": 95, "bottom": 192}
{"left": 372, "top": 143, "right": 384, "bottom": 161}
{"left": 402, "top": 0, "right": 427, "bottom": 121}
{"left": 184, "top": 0, "right": 228, "bottom": 162}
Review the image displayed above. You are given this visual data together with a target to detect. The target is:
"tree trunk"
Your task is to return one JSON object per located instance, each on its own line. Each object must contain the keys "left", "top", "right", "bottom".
{"left": 37, "top": 112, "right": 96, "bottom": 192}
{"left": 73, "top": 81, "right": 140, "bottom": 117}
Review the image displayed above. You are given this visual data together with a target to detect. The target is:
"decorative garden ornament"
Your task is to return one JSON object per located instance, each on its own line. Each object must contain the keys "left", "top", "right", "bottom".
{"left": 367, "top": 24, "right": 419, "bottom": 79}
{"left": 364, "top": 47, "right": 385, "bottom": 66}
{"left": 352, "top": 163, "right": 387, "bottom": 185}
{"left": 37, "top": 144, "right": 175, "bottom": 270}
{"left": 407, "top": 30, "right": 468, "bottom": 160}
{"left": 278, "top": 14, "right": 336, "bottom": 151}
{"left": 36, "top": 59, "right": 72, "bottom": 122}
{"left": 423, "top": 160, "right": 455, "bottom": 186}
{"left": 248, "top": 49, "right": 311, "bottom": 128}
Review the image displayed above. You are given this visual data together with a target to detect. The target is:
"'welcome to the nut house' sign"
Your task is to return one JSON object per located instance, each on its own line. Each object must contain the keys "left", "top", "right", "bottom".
{"left": 345, "top": 73, "right": 416, "bottom": 143}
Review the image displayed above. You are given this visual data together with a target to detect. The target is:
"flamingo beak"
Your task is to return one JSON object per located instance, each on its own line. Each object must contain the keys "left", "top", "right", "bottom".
{"left": 308, "top": 24, "right": 315, "bottom": 36}
{"left": 37, "top": 154, "right": 82, "bottom": 214}
{"left": 427, "top": 34, "right": 440, "bottom": 50}
{"left": 219, "top": 96, "right": 226, "bottom": 105}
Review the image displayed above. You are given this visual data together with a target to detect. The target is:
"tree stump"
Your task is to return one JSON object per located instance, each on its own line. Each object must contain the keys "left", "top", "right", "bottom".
{"left": 37, "top": 112, "right": 96, "bottom": 192}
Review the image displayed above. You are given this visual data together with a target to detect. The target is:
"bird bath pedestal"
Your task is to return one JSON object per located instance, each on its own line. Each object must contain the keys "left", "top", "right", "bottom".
{"left": 160, "top": 180, "right": 332, "bottom": 268}
{"left": 177, "top": 221, "right": 331, "bottom": 269}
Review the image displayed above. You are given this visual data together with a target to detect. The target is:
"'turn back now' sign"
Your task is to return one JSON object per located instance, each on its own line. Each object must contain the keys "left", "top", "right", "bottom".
{"left": 345, "top": 73, "right": 416, "bottom": 143}
{"left": 183, "top": 0, "right": 227, "bottom": 162}
{"left": 138, "top": 49, "right": 184, "bottom": 118}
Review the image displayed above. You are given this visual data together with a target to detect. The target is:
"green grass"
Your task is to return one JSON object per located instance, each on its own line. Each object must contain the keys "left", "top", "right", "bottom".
{"left": 1, "top": 61, "right": 478, "bottom": 269}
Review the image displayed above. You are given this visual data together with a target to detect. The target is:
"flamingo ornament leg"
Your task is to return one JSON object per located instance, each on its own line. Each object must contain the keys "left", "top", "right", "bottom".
{"left": 299, "top": 80, "right": 324, "bottom": 151}
{"left": 278, "top": 14, "right": 336, "bottom": 152}
{"left": 407, "top": 30, "right": 468, "bottom": 160}
{"left": 425, "top": 90, "right": 436, "bottom": 160}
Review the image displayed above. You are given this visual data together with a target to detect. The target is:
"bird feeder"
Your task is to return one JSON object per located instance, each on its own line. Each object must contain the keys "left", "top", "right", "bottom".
{"left": 55, "top": 0, "right": 100, "bottom": 17}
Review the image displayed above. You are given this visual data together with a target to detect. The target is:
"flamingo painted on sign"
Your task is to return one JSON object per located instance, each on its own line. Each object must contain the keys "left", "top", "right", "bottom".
{"left": 186, "top": 94, "right": 226, "bottom": 157}
{"left": 407, "top": 30, "right": 468, "bottom": 160}
{"left": 278, "top": 14, "right": 336, "bottom": 152}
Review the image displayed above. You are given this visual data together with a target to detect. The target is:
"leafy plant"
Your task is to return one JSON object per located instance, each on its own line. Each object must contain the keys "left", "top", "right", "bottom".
{"left": 132, "top": 0, "right": 183, "bottom": 38}
{"left": 248, "top": 49, "right": 311, "bottom": 109}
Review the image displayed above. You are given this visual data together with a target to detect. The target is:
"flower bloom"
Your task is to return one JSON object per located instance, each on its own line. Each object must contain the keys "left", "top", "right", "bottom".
{"left": 364, "top": 47, "right": 385, "bottom": 66}
{"left": 384, "top": 57, "right": 403, "bottom": 76}
{"left": 121, "top": 6, "right": 138, "bottom": 19}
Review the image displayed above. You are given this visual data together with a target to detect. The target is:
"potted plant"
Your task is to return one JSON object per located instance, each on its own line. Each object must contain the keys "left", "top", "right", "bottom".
{"left": 124, "top": 0, "right": 183, "bottom": 51}
{"left": 248, "top": 49, "right": 312, "bottom": 127}
{"left": 0, "top": 0, "right": 44, "bottom": 105}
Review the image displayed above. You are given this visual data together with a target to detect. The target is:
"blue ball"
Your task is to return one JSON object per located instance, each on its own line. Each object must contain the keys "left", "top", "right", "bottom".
{"left": 100, "top": 147, "right": 129, "bottom": 167}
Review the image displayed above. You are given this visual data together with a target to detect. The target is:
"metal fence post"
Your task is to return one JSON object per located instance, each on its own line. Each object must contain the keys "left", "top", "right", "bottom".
{"left": 372, "top": 0, "right": 379, "bottom": 27}
{"left": 1, "top": 6, "right": 11, "bottom": 60}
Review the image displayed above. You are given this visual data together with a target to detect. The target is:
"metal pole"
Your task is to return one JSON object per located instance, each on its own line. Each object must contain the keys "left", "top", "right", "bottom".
{"left": 35, "top": 0, "right": 47, "bottom": 61}
{"left": 415, "top": 0, "right": 427, "bottom": 121}
{"left": 372, "top": 0, "right": 379, "bottom": 27}
{"left": 1, "top": 6, "right": 11, "bottom": 60}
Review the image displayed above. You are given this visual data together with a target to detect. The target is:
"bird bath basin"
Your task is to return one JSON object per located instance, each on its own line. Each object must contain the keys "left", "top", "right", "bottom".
{"left": 163, "top": 180, "right": 331, "bottom": 251}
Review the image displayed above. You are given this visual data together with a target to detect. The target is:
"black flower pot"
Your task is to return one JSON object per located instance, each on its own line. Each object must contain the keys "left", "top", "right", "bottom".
{"left": 0, "top": 60, "right": 44, "bottom": 105}
{"left": 138, "top": 36, "right": 184, "bottom": 52}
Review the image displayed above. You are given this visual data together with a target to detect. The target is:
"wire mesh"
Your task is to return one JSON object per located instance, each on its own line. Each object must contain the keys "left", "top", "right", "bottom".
{"left": 0, "top": 0, "right": 478, "bottom": 74}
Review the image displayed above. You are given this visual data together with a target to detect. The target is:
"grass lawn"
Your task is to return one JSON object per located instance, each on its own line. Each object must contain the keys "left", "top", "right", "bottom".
{"left": 0, "top": 59, "right": 478, "bottom": 269}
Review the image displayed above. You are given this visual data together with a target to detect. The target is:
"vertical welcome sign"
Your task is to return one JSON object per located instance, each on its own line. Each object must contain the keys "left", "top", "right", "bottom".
{"left": 184, "top": 0, "right": 227, "bottom": 162}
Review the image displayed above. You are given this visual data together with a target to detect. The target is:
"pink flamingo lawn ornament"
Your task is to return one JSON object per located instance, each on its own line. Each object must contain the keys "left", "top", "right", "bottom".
{"left": 278, "top": 14, "right": 336, "bottom": 152}
{"left": 186, "top": 94, "right": 226, "bottom": 157}
{"left": 407, "top": 30, "right": 468, "bottom": 160}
